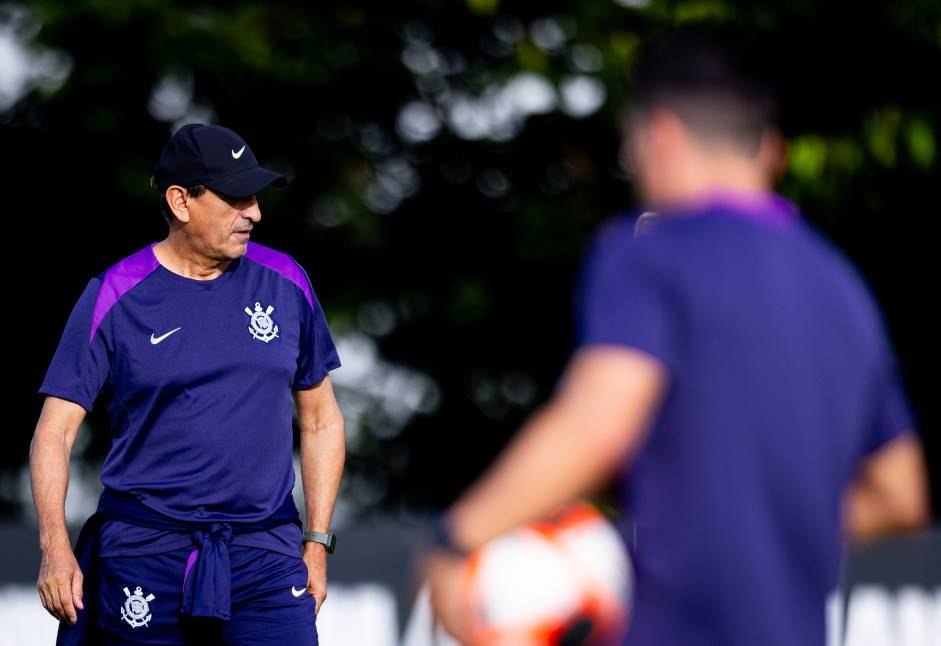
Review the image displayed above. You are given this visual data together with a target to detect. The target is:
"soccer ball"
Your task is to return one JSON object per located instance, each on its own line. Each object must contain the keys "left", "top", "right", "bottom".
{"left": 461, "top": 502, "right": 633, "bottom": 645}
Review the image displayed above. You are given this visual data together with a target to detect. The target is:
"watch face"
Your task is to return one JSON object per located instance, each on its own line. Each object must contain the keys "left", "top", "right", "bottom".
{"left": 326, "top": 533, "right": 337, "bottom": 554}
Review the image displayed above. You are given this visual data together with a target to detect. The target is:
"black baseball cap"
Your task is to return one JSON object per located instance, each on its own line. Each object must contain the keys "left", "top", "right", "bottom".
{"left": 152, "top": 124, "right": 287, "bottom": 199}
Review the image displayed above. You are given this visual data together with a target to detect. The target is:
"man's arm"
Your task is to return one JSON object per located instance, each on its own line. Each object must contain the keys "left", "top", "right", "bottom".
{"left": 428, "top": 347, "right": 666, "bottom": 640}
{"left": 29, "top": 395, "right": 88, "bottom": 624}
{"left": 844, "top": 432, "right": 930, "bottom": 543}
{"left": 447, "top": 346, "right": 666, "bottom": 549}
{"left": 296, "top": 375, "right": 345, "bottom": 613}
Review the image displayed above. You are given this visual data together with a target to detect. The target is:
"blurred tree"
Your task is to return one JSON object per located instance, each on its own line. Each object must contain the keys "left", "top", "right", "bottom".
{"left": 3, "top": 0, "right": 939, "bottom": 517}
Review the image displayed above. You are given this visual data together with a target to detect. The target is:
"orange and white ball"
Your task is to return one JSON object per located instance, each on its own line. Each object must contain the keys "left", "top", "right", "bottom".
{"left": 461, "top": 503, "right": 633, "bottom": 645}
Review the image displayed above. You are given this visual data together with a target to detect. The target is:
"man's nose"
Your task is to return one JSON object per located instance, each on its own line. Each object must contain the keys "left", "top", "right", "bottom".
{"left": 243, "top": 203, "right": 261, "bottom": 222}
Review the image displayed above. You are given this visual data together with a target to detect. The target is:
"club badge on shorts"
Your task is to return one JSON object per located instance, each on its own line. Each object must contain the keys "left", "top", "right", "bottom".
{"left": 120, "top": 585, "right": 155, "bottom": 628}
{"left": 245, "top": 301, "right": 279, "bottom": 343}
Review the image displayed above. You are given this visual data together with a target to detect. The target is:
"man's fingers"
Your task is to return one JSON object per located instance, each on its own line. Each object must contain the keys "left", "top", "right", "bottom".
{"left": 56, "top": 582, "right": 77, "bottom": 623}
{"left": 428, "top": 555, "right": 471, "bottom": 642}
{"left": 72, "top": 570, "right": 84, "bottom": 610}
{"left": 43, "top": 583, "right": 65, "bottom": 621}
{"left": 302, "top": 552, "right": 327, "bottom": 614}
{"left": 48, "top": 584, "right": 65, "bottom": 620}
{"left": 309, "top": 583, "right": 326, "bottom": 613}
{"left": 37, "top": 586, "right": 54, "bottom": 618}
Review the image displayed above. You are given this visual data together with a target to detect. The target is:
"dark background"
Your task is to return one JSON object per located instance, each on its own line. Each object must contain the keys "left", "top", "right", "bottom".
{"left": 3, "top": 0, "right": 938, "bottom": 520}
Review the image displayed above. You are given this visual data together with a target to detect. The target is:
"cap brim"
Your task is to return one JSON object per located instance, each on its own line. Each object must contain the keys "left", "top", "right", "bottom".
{"left": 204, "top": 166, "right": 287, "bottom": 199}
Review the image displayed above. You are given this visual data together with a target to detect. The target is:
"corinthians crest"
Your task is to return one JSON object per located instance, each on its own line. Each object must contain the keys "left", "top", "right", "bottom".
{"left": 245, "top": 301, "right": 280, "bottom": 343}
{"left": 120, "top": 585, "right": 155, "bottom": 628}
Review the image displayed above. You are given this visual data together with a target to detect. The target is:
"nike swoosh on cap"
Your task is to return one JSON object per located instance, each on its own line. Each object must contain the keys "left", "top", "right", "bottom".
{"left": 231, "top": 145, "right": 246, "bottom": 159}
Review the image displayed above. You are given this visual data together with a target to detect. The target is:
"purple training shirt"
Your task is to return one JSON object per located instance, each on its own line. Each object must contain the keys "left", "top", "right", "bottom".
{"left": 39, "top": 241, "right": 340, "bottom": 554}
{"left": 576, "top": 193, "right": 913, "bottom": 646}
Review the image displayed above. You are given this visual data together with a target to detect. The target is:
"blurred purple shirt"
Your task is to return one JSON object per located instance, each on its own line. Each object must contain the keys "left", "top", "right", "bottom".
{"left": 576, "top": 193, "right": 913, "bottom": 646}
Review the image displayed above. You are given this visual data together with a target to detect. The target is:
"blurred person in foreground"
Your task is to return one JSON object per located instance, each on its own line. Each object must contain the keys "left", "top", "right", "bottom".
{"left": 427, "top": 25, "right": 929, "bottom": 646}
{"left": 30, "top": 124, "right": 344, "bottom": 644}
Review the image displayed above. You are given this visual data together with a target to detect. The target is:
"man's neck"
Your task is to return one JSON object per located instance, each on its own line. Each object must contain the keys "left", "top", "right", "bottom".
{"left": 154, "top": 233, "right": 232, "bottom": 280}
{"left": 654, "top": 144, "right": 774, "bottom": 211}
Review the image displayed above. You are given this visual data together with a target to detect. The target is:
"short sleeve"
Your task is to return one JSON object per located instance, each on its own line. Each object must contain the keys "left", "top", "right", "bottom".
{"left": 38, "top": 277, "right": 111, "bottom": 412}
{"left": 864, "top": 343, "right": 915, "bottom": 455}
{"left": 575, "top": 220, "right": 679, "bottom": 373}
{"left": 292, "top": 262, "right": 341, "bottom": 390}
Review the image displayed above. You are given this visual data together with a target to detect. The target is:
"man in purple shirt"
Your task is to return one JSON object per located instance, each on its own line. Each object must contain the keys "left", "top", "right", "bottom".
{"left": 31, "top": 124, "right": 344, "bottom": 644}
{"left": 427, "top": 26, "right": 929, "bottom": 645}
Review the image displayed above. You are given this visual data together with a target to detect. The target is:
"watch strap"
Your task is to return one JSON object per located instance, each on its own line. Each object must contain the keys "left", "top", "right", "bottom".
{"left": 302, "top": 530, "right": 336, "bottom": 554}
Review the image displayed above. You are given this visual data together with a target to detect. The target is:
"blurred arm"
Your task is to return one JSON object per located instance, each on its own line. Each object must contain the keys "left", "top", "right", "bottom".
{"left": 844, "top": 432, "right": 930, "bottom": 543}
{"left": 447, "top": 346, "right": 667, "bottom": 551}
{"left": 29, "top": 395, "right": 87, "bottom": 623}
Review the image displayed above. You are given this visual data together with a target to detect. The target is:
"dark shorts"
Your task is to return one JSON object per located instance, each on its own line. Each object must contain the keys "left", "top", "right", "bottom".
{"left": 94, "top": 545, "right": 317, "bottom": 645}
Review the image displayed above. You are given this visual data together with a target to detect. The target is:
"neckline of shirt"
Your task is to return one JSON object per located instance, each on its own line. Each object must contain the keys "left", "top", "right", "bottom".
{"left": 645, "top": 190, "right": 802, "bottom": 230}
{"left": 149, "top": 241, "right": 244, "bottom": 290}
{"left": 691, "top": 190, "right": 801, "bottom": 228}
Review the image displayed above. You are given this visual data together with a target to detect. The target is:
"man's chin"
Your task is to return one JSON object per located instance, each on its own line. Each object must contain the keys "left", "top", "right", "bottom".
{"left": 223, "top": 241, "right": 249, "bottom": 259}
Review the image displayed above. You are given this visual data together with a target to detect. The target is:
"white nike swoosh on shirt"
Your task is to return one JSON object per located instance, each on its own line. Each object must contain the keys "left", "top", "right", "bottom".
{"left": 291, "top": 586, "right": 306, "bottom": 598}
{"left": 150, "top": 327, "right": 182, "bottom": 345}
{"left": 232, "top": 145, "right": 246, "bottom": 159}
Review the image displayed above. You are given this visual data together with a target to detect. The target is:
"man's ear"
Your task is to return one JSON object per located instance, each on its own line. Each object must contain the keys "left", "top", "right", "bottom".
{"left": 646, "top": 108, "right": 689, "bottom": 158}
{"left": 758, "top": 129, "right": 788, "bottom": 182}
{"left": 165, "top": 186, "right": 191, "bottom": 223}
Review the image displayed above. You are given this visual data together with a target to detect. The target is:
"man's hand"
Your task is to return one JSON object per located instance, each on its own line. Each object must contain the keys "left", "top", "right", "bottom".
{"left": 427, "top": 551, "right": 471, "bottom": 644}
{"left": 302, "top": 542, "right": 328, "bottom": 614}
{"left": 845, "top": 432, "right": 929, "bottom": 543}
{"left": 37, "top": 537, "right": 83, "bottom": 624}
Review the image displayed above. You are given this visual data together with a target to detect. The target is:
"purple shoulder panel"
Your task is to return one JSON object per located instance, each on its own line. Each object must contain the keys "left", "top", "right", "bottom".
{"left": 90, "top": 243, "right": 160, "bottom": 342}
{"left": 244, "top": 242, "right": 315, "bottom": 310}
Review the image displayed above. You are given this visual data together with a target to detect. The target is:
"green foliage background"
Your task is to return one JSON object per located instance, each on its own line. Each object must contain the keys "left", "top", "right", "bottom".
{"left": 4, "top": 0, "right": 938, "bottom": 515}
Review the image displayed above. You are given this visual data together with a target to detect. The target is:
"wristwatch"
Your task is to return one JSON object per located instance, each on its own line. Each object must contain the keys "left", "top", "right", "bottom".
{"left": 429, "top": 514, "right": 471, "bottom": 558}
{"left": 302, "top": 530, "right": 337, "bottom": 554}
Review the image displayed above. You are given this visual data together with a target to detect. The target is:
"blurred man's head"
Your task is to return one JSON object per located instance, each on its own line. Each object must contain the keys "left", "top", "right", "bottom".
{"left": 625, "top": 25, "right": 785, "bottom": 207}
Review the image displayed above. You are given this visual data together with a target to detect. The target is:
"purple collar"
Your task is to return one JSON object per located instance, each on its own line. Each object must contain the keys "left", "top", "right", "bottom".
{"left": 661, "top": 190, "right": 801, "bottom": 229}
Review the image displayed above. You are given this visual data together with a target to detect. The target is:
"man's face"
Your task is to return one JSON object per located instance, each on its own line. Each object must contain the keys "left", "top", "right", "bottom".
{"left": 185, "top": 189, "right": 260, "bottom": 260}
